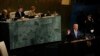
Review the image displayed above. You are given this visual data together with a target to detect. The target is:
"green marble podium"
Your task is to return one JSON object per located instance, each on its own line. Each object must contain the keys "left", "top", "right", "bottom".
{"left": 0, "top": 16, "right": 61, "bottom": 49}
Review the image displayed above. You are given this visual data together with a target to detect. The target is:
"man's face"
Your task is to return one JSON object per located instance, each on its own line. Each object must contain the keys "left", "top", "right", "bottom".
{"left": 88, "top": 16, "right": 91, "bottom": 18}
{"left": 73, "top": 24, "right": 78, "bottom": 30}
{"left": 87, "top": 15, "right": 92, "bottom": 21}
{"left": 3, "top": 9, "right": 8, "bottom": 13}
{"left": 31, "top": 6, "right": 35, "bottom": 9}
{"left": 19, "top": 8, "right": 23, "bottom": 12}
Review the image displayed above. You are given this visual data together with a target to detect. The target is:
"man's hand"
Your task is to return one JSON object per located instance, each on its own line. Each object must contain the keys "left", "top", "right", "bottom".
{"left": 67, "top": 29, "right": 71, "bottom": 35}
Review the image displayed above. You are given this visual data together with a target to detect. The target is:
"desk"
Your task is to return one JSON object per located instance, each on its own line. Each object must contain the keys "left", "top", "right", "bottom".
{"left": 0, "top": 16, "right": 61, "bottom": 50}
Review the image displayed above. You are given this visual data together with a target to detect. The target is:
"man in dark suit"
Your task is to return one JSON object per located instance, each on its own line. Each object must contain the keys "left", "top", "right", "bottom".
{"left": 0, "top": 9, "right": 9, "bottom": 21}
{"left": 66, "top": 23, "right": 85, "bottom": 56}
{"left": 15, "top": 7, "right": 25, "bottom": 20}
{"left": 67, "top": 23, "right": 84, "bottom": 41}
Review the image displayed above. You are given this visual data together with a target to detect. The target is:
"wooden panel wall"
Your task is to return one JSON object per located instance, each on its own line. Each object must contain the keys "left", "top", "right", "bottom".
{"left": 0, "top": 0, "right": 61, "bottom": 12}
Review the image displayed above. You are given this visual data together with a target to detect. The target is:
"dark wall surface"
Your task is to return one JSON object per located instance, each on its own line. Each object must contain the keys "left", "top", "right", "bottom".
{"left": 0, "top": 0, "right": 61, "bottom": 11}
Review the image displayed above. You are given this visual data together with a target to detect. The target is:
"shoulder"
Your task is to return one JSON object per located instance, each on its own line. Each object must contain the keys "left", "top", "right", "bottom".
{"left": 78, "top": 30, "right": 84, "bottom": 36}
{"left": 15, "top": 12, "right": 19, "bottom": 14}
{"left": 22, "top": 12, "right": 25, "bottom": 14}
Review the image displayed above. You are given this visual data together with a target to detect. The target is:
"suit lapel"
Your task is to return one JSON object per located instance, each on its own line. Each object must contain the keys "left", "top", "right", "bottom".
{"left": 71, "top": 30, "right": 76, "bottom": 39}
{"left": 72, "top": 30, "right": 80, "bottom": 39}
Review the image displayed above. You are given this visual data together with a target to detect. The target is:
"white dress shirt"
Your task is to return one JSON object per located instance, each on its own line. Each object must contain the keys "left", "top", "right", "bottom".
{"left": 74, "top": 30, "right": 78, "bottom": 38}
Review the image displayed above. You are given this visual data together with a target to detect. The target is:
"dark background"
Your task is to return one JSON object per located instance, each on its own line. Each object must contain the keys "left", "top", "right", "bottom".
{"left": 0, "top": 0, "right": 100, "bottom": 56}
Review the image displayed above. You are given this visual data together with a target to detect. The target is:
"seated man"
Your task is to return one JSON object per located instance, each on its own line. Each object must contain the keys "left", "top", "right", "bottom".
{"left": 0, "top": 9, "right": 9, "bottom": 21}
{"left": 66, "top": 23, "right": 84, "bottom": 42}
{"left": 15, "top": 7, "right": 25, "bottom": 20}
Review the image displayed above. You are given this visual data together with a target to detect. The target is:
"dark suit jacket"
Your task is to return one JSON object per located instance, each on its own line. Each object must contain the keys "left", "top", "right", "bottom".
{"left": 15, "top": 11, "right": 25, "bottom": 19}
{"left": 0, "top": 14, "right": 9, "bottom": 21}
{"left": 67, "top": 30, "right": 84, "bottom": 42}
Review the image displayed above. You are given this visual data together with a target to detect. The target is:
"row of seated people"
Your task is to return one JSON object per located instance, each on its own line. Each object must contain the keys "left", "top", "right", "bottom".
{"left": 0, "top": 6, "right": 58, "bottom": 21}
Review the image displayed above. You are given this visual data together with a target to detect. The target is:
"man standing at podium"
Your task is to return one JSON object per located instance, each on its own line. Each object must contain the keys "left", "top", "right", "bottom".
{"left": 66, "top": 23, "right": 85, "bottom": 56}
{"left": 67, "top": 23, "right": 84, "bottom": 41}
